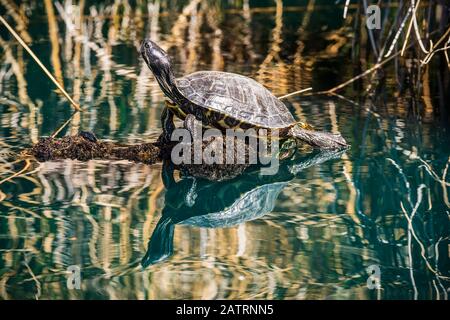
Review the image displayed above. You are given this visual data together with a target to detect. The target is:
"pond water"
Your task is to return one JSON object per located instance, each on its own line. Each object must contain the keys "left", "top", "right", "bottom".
{"left": 0, "top": 1, "right": 449, "bottom": 299}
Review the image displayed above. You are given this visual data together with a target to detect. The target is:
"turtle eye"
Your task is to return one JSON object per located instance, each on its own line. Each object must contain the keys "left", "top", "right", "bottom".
{"left": 145, "top": 42, "right": 150, "bottom": 49}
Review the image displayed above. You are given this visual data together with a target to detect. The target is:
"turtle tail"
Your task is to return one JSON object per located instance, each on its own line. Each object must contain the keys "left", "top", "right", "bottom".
{"left": 289, "top": 125, "right": 349, "bottom": 150}
{"left": 141, "top": 215, "right": 175, "bottom": 267}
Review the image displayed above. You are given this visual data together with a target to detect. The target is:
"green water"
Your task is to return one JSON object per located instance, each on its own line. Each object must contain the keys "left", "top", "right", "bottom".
{"left": 0, "top": 1, "right": 449, "bottom": 299}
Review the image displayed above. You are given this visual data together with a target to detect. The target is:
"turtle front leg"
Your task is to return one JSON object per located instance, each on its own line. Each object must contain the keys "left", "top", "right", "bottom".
{"left": 158, "top": 104, "right": 176, "bottom": 145}
{"left": 161, "top": 159, "right": 176, "bottom": 188}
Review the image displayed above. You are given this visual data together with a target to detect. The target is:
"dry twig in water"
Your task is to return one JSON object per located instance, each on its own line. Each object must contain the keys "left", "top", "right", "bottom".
{"left": 0, "top": 16, "right": 81, "bottom": 111}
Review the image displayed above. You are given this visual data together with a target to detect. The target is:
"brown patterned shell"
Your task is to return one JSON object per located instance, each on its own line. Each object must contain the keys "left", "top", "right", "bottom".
{"left": 175, "top": 71, "right": 296, "bottom": 128}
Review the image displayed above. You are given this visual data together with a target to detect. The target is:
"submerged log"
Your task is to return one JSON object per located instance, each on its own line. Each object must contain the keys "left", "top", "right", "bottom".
{"left": 31, "top": 135, "right": 161, "bottom": 164}
{"left": 30, "top": 132, "right": 251, "bottom": 181}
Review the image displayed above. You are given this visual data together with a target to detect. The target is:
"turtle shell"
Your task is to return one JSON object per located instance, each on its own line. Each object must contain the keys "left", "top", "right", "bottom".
{"left": 176, "top": 71, "right": 296, "bottom": 129}
{"left": 179, "top": 181, "right": 287, "bottom": 228}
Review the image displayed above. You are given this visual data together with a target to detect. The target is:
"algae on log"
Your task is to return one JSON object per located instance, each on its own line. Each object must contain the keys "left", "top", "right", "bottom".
{"left": 30, "top": 132, "right": 251, "bottom": 181}
{"left": 31, "top": 135, "right": 162, "bottom": 164}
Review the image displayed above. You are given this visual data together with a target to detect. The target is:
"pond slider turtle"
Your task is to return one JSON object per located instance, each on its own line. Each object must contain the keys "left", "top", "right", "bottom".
{"left": 140, "top": 39, "right": 348, "bottom": 150}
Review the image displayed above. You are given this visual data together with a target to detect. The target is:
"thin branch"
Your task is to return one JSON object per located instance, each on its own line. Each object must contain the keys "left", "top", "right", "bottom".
{"left": 343, "top": 0, "right": 351, "bottom": 19}
{"left": 51, "top": 111, "right": 80, "bottom": 138}
{"left": 322, "top": 50, "right": 401, "bottom": 94}
{"left": 23, "top": 253, "right": 41, "bottom": 300}
{"left": 278, "top": 87, "right": 312, "bottom": 100}
{"left": 0, "top": 16, "right": 81, "bottom": 111}
{"left": 401, "top": 0, "right": 421, "bottom": 56}
{"left": 0, "top": 158, "right": 32, "bottom": 186}
{"left": 385, "top": 6, "right": 413, "bottom": 57}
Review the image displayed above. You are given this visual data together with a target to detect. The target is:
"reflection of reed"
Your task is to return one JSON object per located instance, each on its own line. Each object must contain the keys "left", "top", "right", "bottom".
{"left": 205, "top": 6, "right": 224, "bottom": 71}
{"left": 0, "top": 0, "right": 32, "bottom": 42}
{"left": 184, "top": 0, "right": 202, "bottom": 74}
{"left": 256, "top": 0, "right": 289, "bottom": 95}
{"left": 241, "top": 0, "right": 256, "bottom": 62}
{"left": 44, "top": 0, "right": 63, "bottom": 85}
{"left": 0, "top": 37, "right": 39, "bottom": 144}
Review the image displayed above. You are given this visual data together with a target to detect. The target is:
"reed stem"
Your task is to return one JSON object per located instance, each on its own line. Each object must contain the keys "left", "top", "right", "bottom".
{"left": 0, "top": 15, "right": 82, "bottom": 111}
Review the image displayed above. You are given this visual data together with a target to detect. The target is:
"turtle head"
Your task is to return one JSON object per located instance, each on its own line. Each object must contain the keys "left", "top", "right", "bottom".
{"left": 140, "top": 39, "right": 170, "bottom": 72}
{"left": 140, "top": 39, "right": 177, "bottom": 98}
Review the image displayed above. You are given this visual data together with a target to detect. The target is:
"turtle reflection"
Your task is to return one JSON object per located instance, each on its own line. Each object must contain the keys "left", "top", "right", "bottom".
{"left": 142, "top": 149, "right": 346, "bottom": 266}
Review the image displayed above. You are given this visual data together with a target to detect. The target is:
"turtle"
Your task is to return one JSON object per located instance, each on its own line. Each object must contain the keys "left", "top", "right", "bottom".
{"left": 79, "top": 131, "right": 98, "bottom": 143}
{"left": 141, "top": 148, "right": 346, "bottom": 266}
{"left": 140, "top": 39, "right": 348, "bottom": 151}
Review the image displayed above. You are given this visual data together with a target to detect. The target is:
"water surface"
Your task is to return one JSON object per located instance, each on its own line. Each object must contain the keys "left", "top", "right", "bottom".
{"left": 0, "top": 1, "right": 449, "bottom": 299}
